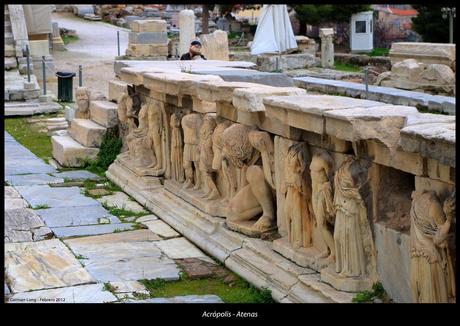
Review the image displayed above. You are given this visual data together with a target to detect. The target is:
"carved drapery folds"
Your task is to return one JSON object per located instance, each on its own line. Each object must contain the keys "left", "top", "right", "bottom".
{"left": 410, "top": 189, "right": 456, "bottom": 303}
{"left": 181, "top": 113, "right": 203, "bottom": 189}
{"left": 283, "top": 142, "right": 313, "bottom": 249}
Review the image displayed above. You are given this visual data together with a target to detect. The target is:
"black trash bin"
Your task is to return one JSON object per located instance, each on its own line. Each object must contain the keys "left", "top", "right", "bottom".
{"left": 56, "top": 71, "right": 76, "bottom": 102}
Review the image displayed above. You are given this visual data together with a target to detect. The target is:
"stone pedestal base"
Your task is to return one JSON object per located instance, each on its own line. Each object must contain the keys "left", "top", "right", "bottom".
{"left": 272, "top": 238, "right": 330, "bottom": 272}
{"left": 320, "top": 266, "right": 375, "bottom": 292}
{"left": 107, "top": 159, "right": 162, "bottom": 193}
{"left": 226, "top": 219, "right": 277, "bottom": 238}
{"left": 164, "top": 179, "right": 228, "bottom": 217}
{"left": 117, "top": 152, "right": 165, "bottom": 178}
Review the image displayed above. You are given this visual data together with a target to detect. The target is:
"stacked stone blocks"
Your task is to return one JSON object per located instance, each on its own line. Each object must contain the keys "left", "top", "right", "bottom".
{"left": 126, "top": 20, "right": 168, "bottom": 59}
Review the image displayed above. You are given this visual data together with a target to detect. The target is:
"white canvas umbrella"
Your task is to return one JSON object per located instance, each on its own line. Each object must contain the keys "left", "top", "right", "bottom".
{"left": 250, "top": 5, "right": 297, "bottom": 55}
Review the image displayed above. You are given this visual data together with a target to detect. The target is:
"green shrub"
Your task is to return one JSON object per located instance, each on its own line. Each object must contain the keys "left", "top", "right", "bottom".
{"left": 96, "top": 130, "right": 122, "bottom": 171}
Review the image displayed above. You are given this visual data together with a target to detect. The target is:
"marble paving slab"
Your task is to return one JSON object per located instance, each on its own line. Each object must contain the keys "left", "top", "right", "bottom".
{"left": 15, "top": 185, "right": 101, "bottom": 208}
{"left": 36, "top": 205, "right": 120, "bottom": 228}
{"left": 6, "top": 283, "right": 118, "bottom": 303}
{"left": 51, "top": 223, "right": 136, "bottom": 238}
{"left": 5, "top": 239, "right": 95, "bottom": 293}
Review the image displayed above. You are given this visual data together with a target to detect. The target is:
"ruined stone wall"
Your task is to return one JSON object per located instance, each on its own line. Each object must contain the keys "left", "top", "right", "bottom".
{"left": 108, "top": 62, "right": 455, "bottom": 303}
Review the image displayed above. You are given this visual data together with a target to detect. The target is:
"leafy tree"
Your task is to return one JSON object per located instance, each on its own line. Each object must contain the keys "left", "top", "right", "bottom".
{"left": 293, "top": 4, "right": 372, "bottom": 35}
{"left": 412, "top": 5, "right": 453, "bottom": 43}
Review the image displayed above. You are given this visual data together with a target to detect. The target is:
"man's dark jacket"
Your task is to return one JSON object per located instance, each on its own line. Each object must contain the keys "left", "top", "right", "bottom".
{"left": 180, "top": 52, "right": 207, "bottom": 60}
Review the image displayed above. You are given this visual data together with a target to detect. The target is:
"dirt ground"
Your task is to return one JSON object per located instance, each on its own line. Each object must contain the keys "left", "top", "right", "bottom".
{"left": 47, "top": 12, "right": 129, "bottom": 101}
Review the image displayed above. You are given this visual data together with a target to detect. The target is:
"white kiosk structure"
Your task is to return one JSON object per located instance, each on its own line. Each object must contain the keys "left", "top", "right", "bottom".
{"left": 350, "top": 11, "right": 374, "bottom": 52}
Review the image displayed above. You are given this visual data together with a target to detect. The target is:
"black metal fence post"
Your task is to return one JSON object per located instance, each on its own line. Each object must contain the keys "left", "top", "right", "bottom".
{"left": 117, "top": 30, "right": 120, "bottom": 56}
{"left": 26, "top": 45, "right": 31, "bottom": 83}
{"left": 79, "top": 65, "right": 82, "bottom": 87}
{"left": 42, "top": 56, "right": 46, "bottom": 95}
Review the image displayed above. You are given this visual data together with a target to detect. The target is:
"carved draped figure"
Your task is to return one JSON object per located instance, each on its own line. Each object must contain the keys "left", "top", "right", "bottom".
{"left": 117, "top": 93, "right": 129, "bottom": 153}
{"left": 126, "top": 103, "right": 155, "bottom": 168}
{"left": 284, "top": 143, "right": 313, "bottom": 248}
{"left": 410, "top": 190, "right": 455, "bottom": 303}
{"left": 170, "top": 113, "right": 185, "bottom": 182}
{"left": 333, "top": 157, "right": 376, "bottom": 278}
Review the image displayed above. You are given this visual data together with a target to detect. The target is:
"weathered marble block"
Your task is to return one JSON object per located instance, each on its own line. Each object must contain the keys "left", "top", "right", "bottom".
{"left": 129, "top": 32, "right": 168, "bottom": 44}
{"left": 130, "top": 19, "right": 167, "bottom": 33}
{"left": 264, "top": 95, "right": 383, "bottom": 135}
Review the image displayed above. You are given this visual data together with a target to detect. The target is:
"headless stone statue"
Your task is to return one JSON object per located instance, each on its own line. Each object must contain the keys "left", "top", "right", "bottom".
{"left": 212, "top": 118, "right": 232, "bottom": 200}
{"left": 170, "top": 112, "right": 185, "bottom": 183}
{"left": 146, "top": 99, "right": 163, "bottom": 171}
{"left": 410, "top": 189, "right": 455, "bottom": 303}
{"left": 199, "top": 114, "right": 220, "bottom": 200}
{"left": 125, "top": 101, "right": 155, "bottom": 169}
{"left": 283, "top": 142, "right": 313, "bottom": 249}
{"left": 310, "top": 151, "right": 336, "bottom": 261}
{"left": 181, "top": 113, "right": 202, "bottom": 189}
{"left": 333, "top": 157, "right": 376, "bottom": 279}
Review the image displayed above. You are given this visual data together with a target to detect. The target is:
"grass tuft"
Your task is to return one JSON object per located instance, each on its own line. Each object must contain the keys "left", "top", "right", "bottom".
{"left": 138, "top": 274, "right": 275, "bottom": 303}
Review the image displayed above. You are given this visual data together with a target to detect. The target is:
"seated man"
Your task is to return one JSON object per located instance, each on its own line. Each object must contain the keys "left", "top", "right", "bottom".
{"left": 180, "top": 40, "right": 207, "bottom": 60}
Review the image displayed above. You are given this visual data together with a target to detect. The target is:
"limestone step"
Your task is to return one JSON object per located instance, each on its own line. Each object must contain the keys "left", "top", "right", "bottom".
{"left": 52, "top": 133, "right": 99, "bottom": 167}
{"left": 5, "top": 32, "right": 14, "bottom": 43}
{"left": 108, "top": 79, "right": 128, "bottom": 103}
{"left": 5, "top": 44, "right": 15, "bottom": 57}
{"left": 5, "top": 24, "right": 12, "bottom": 33}
{"left": 69, "top": 118, "right": 107, "bottom": 147}
{"left": 5, "top": 57, "right": 17, "bottom": 70}
{"left": 89, "top": 100, "right": 118, "bottom": 128}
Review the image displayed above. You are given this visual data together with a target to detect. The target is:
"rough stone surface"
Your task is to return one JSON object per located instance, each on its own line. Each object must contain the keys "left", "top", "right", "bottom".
{"left": 178, "top": 10, "right": 195, "bottom": 58}
{"left": 399, "top": 122, "right": 455, "bottom": 167}
{"left": 97, "top": 191, "right": 148, "bottom": 213}
{"left": 4, "top": 239, "right": 95, "bottom": 293}
{"left": 36, "top": 205, "right": 120, "bottom": 228}
{"left": 374, "top": 223, "right": 412, "bottom": 303}
{"left": 70, "top": 118, "right": 107, "bottom": 148}
{"left": 293, "top": 76, "right": 455, "bottom": 115}
{"left": 142, "top": 219, "right": 180, "bottom": 239}
{"left": 51, "top": 223, "right": 136, "bottom": 238}
{"left": 89, "top": 100, "right": 119, "bottom": 128}
{"left": 5, "top": 198, "right": 29, "bottom": 210}
{"left": 136, "top": 215, "right": 158, "bottom": 223}
{"left": 155, "top": 237, "right": 211, "bottom": 261}
{"left": 5, "top": 173, "right": 64, "bottom": 186}
{"left": 64, "top": 232, "right": 179, "bottom": 282}
{"left": 5, "top": 208, "right": 53, "bottom": 243}
{"left": 233, "top": 86, "right": 306, "bottom": 112}
{"left": 257, "top": 53, "right": 316, "bottom": 72}
{"left": 129, "top": 31, "right": 167, "bottom": 44}
{"left": 389, "top": 42, "right": 456, "bottom": 66}
{"left": 7, "top": 283, "right": 118, "bottom": 303}
{"left": 200, "top": 30, "right": 229, "bottom": 61}
{"left": 51, "top": 134, "right": 99, "bottom": 167}
{"left": 130, "top": 19, "right": 167, "bottom": 33}
{"left": 108, "top": 79, "right": 128, "bottom": 103}
{"left": 51, "top": 170, "right": 102, "bottom": 181}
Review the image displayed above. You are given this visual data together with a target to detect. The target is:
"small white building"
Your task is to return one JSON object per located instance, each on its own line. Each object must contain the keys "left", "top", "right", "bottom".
{"left": 350, "top": 11, "right": 374, "bottom": 52}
